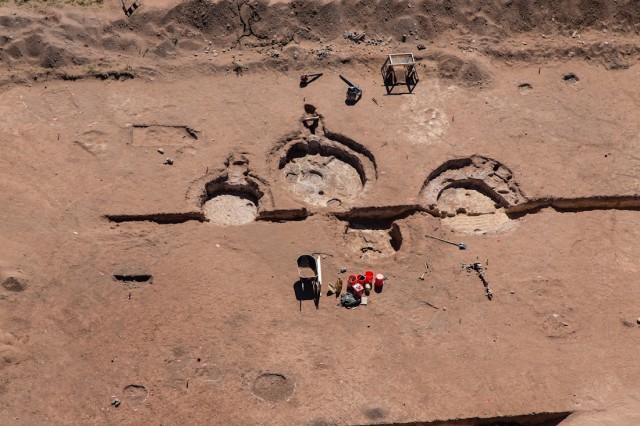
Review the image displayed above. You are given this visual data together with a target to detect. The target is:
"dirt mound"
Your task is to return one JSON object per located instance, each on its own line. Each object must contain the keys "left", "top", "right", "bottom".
{"left": 2, "top": 0, "right": 640, "bottom": 80}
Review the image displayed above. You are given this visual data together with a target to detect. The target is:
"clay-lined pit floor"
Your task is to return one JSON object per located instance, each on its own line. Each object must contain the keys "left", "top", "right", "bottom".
{"left": 202, "top": 194, "right": 258, "bottom": 225}
{"left": 2, "top": 1, "right": 640, "bottom": 425}
{"left": 438, "top": 187, "right": 513, "bottom": 234}
{"left": 283, "top": 154, "right": 363, "bottom": 207}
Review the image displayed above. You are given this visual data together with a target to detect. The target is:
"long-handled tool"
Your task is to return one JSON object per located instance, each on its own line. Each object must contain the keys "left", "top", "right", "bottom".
{"left": 300, "top": 72, "right": 323, "bottom": 87}
{"left": 339, "top": 74, "right": 363, "bottom": 103}
{"left": 425, "top": 234, "right": 467, "bottom": 250}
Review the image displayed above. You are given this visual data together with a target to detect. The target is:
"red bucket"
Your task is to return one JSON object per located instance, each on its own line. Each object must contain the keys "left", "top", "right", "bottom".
{"left": 365, "top": 270, "right": 374, "bottom": 284}
{"left": 357, "top": 274, "right": 366, "bottom": 286}
{"left": 348, "top": 275, "right": 357, "bottom": 287}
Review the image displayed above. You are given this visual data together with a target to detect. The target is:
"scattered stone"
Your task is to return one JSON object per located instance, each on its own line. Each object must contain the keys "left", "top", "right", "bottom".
{"left": 164, "top": 157, "right": 173, "bottom": 165}
{"left": 315, "top": 46, "right": 333, "bottom": 60}
{"left": 111, "top": 398, "right": 121, "bottom": 408}
{"left": 344, "top": 31, "right": 366, "bottom": 44}
{"left": 417, "top": 44, "right": 426, "bottom": 50}
{"left": 157, "top": 148, "right": 164, "bottom": 154}
{"left": 339, "top": 268, "right": 347, "bottom": 273}
{"left": 637, "top": 318, "right": 640, "bottom": 325}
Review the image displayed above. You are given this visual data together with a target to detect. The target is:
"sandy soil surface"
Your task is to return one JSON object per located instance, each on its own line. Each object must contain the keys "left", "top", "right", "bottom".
{"left": 1, "top": 0, "right": 640, "bottom": 425}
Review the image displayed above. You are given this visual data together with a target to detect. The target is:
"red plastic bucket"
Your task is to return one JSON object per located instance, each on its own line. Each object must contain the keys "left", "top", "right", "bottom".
{"left": 365, "top": 270, "right": 374, "bottom": 284}
{"left": 348, "top": 275, "right": 357, "bottom": 287}
{"left": 357, "top": 274, "right": 366, "bottom": 286}
{"left": 374, "top": 273, "right": 384, "bottom": 289}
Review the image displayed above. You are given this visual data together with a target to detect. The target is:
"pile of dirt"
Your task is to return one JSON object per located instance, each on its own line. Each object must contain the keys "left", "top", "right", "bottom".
{"left": 2, "top": 0, "right": 640, "bottom": 82}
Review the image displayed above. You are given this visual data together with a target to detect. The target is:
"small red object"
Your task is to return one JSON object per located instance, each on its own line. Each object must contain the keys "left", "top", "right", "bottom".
{"left": 352, "top": 283, "right": 364, "bottom": 298}
{"left": 357, "top": 274, "right": 366, "bottom": 286}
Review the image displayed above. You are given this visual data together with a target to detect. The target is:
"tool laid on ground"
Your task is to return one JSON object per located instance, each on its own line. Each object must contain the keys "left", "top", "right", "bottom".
{"left": 419, "top": 261, "right": 430, "bottom": 280}
{"left": 300, "top": 72, "right": 323, "bottom": 87}
{"left": 425, "top": 234, "right": 467, "bottom": 250}
{"left": 339, "top": 74, "right": 363, "bottom": 104}
{"left": 462, "top": 262, "right": 493, "bottom": 300}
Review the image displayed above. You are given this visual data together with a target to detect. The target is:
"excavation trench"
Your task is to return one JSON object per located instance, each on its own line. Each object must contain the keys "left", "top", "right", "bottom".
{"left": 506, "top": 195, "right": 640, "bottom": 218}
{"left": 103, "top": 196, "right": 640, "bottom": 226}
{"left": 105, "top": 212, "right": 207, "bottom": 224}
{"left": 374, "top": 410, "right": 572, "bottom": 426}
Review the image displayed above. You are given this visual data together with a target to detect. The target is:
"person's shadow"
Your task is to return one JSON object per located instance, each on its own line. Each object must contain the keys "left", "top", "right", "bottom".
{"left": 293, "top": 279, "right": 320, "bottom": 310}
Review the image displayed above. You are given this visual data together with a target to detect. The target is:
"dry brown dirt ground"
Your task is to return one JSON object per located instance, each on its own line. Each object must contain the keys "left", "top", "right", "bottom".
{"left": 2, "top": 0, "right": 640, "bottom": 425}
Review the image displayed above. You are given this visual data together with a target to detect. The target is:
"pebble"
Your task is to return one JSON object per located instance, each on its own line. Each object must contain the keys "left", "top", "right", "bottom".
{"left": 637, "top": 318, "right": 640, "bottom": 325}
{"left": 164, "top": 158, "right": 173, "bottom": 165}
{"left": 157, "top": 148, "right": 164, "bottom": 154}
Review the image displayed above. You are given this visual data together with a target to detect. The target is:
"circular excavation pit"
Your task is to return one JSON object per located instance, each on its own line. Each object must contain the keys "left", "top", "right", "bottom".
{"left": 420, "top": 155, "right": 526, "bottom": 234}
{"left": 123, "top": 384, "right": 149, "bottom": 404}
{"left": 251, "top": 372, "right": 295, "bottom": 403}
{"left": 200, "top": 176, "right": 265, "bottom": 226}
{"left": 278, "top": 137, "right": 375, "bottom": 208}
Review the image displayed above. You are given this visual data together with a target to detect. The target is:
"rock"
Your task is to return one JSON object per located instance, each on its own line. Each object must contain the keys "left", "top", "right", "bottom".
{"left": 164, "top": 158, "right": 173, "bottom": 165}
{"left": 157, "top": 148, "right": 164, "bottom": 154}
{"left": 637, "top": 318, "right": 640, "bottom": 325}
{"left": 111, "top": 398, "right": 121, "bottom": 408}
{"left": 417, "top": 44, "right": 426, "bottom": 50}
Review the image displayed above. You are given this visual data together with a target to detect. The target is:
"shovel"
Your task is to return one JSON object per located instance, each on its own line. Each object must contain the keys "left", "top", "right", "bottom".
{"left": 425, "top": 234, "right": 467, "bottom": 250}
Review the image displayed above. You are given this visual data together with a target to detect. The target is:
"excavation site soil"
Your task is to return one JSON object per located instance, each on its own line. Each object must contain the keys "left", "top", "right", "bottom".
{"left": 3, "top": 0, "right": 640, "bottom": 424}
